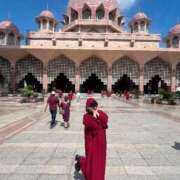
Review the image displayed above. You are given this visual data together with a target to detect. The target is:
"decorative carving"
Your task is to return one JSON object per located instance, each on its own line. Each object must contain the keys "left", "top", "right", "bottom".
{"left": 80, "top": 56, "right": 108, "bottom": 84}
{"left": 112, "top": 56, "right": 139, "bottom": 85}
{"left": 144, "top": 57, "right": 171, "bottom": 85}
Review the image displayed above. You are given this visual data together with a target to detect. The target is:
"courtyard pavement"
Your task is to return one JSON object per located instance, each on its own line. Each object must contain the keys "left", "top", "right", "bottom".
{"left": 0, "top": 96, "right": 180, "bottom": 180}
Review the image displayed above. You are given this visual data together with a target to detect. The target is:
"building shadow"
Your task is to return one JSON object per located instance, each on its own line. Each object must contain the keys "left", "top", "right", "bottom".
{"left": 74, "top": 171, "right": 84, "bottom": 180}
{"left": 172, "top": 142, "right": 180, "bottom": 150}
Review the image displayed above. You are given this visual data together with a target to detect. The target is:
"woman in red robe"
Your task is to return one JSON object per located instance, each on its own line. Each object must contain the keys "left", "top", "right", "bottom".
{"left": 75, "top": 98, "right": 108, "bottom": 180}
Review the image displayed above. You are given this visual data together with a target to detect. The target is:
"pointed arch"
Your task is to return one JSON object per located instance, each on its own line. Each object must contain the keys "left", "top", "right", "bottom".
{"left": 144, "top": 57, "right": 171, "bottom": 86}
{"left": 82, "top": 4, "right": 92, "bottom": 19}
{"left": 112, "top": 56, "right": 140, "bottom": 86}
{"left": 109, "top": 9, "right": 117, "bottom": 21}
{"left": 80, "top": 56, "right": 108, "bottom": 84}
{"left": 176, "top": 62, "right": 180, "bottom": 86}
{"left": 71, "top": 8, "right": 78, "bottom": 22}
{"left": 15, "top": 55, "right": 43, "bottom": 84}
{"left": 48, "top": 55, "right": 76, "bottom": 83}
{"left": 0, "top": 57, "right": 11, "bottom": 91}
{"left": 96, "top": 4, "right": 105, "bottom": 20}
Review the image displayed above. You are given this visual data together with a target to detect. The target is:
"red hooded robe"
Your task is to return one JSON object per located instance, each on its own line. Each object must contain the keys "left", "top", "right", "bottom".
{"left": 80, "top": 101, "right": 108, "bottom": 180}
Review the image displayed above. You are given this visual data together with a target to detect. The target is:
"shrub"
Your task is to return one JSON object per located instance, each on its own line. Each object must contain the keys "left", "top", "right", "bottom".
{"left": 131, "top": 89, "right": 140, "bottom": 99}
{"left": 158, "top": 88, "right": 171, "bottom": 100}
{"left": 21, "top": 85, "right": 34, "bottom": 97}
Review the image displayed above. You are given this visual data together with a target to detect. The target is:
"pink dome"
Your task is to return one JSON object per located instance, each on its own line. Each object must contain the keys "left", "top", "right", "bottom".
{"left": 39, "top": 10, "right": 55, "bottom": 19}
{"left": 169, "top": 24, "right": 180, "bottom": 35}
{"left": 133, "top": 12, "right": 148, "bottom": 21}
{"left": 0, "top": 20, "right": 20, "bottom": 35}
{"left": 68, "top": 0, "right": 119, "bottom": 12}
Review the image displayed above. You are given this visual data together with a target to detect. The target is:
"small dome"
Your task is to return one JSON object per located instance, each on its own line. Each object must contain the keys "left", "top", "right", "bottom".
{"left": 169, "top": 24, "right": 180, "bottom": 35}
{"left": 133, "top": 12, "right": 148, "bottom": 21}
{"left": 0, "top": 20, "right": 20, "bottom": 35}
{"left": 39, "top": 10, "right": 55, "bottom": 19}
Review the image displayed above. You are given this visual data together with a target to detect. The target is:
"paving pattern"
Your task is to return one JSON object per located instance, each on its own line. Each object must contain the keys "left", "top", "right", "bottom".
{"left": 0, "top": 96, "right": 180, "bottom": 180}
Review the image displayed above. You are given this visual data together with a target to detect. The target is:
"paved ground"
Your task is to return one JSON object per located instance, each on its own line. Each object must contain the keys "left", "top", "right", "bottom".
{"left": 0, "top": 96, "right": 180, "bottom": 180}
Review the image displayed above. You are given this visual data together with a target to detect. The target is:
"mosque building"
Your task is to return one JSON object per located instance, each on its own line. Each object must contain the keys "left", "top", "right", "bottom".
{"left": 0, "top": 0, "right": 180, "bottom": 94}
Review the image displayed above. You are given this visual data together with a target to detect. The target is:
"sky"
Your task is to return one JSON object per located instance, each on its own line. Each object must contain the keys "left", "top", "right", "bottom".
{"left": 0, "top": 0, "right": 179, "bottom": 46}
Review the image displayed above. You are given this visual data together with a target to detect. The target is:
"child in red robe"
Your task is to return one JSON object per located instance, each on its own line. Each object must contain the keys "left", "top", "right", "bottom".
{"left": 75, "top": 98, "right": 108, "bottom": 180}
{"left": 60, "top": 96, "right": 70, "bottom": 128}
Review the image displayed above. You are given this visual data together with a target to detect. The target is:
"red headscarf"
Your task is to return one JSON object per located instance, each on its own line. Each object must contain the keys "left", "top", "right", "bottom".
{"left": 86, "top": 98, "right": 95, "bottom": 108}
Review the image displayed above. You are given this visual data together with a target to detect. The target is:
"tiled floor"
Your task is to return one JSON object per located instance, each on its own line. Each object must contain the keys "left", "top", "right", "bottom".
{"left": 0, "top": 96, "right": 180, "bottom": 179}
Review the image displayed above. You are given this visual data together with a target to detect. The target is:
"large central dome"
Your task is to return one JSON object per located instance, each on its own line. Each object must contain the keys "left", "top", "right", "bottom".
{"left": 68, "top": 0, "right": 119, "bottom": 12}
{"left": 63, "top": 0, "right": 123, "bottom": 33}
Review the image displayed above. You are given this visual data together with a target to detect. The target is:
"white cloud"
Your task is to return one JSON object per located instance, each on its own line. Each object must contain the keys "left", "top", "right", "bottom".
{"left": 118, "top": 0, "right": 137, "bottom": 10}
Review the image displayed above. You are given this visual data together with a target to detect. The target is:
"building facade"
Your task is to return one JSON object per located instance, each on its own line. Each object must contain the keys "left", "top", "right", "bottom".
{"left": 0, "top": 0, "right": 180, "bottom": 94}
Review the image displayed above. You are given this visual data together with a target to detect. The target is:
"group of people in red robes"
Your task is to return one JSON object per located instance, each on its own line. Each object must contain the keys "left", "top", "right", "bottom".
{"left": 75, "top": 97, "right": 108, "bottom": 180}
{"left": 45, "top": 90, "right": 108, "bottom": 179}
{"left": 45, "top": 90, "right": 74, "bottom": 128}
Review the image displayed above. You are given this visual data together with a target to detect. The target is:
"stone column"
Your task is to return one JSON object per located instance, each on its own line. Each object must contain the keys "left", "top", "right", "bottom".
{"left": 107, "top": 67, "right": 112, "bottom": 92}
{"left": 10, "top": 63, "right": 16, "bottom": 93}
{"left": 75, "top": 65, "right": 80, "bottom": 92}
{"left": 139, "top": 64, "right": 144, "bottom": 94}
{"left": 92, "top": 7, "right": 96, "bottom": 19}
{"left": 43, "top": 64, "right": 49, "bottom": 93}
{"left": 171, "top": 64, "right": 176, "bottom": 92}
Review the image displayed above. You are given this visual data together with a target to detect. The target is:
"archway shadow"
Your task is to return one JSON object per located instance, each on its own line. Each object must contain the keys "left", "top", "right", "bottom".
{"left": 74, "top": 171, "right": 84, "bottom": 180}
{"left": 48, "top": 73, "right": 75, "bottom": 92}
{"left": 172, "top": 142, "right": 180, "bottom": 150}
{"left": 113, "top": 74, "right": 138, "bottom": 93}
{"left": 80, "top": 74, "right": 106, "bottom": 93}
{"left": 17, "top": 73, "right": 43, "bottom": 92}
{"left": 144, "top": 75, "right": 168, "bottom": 94}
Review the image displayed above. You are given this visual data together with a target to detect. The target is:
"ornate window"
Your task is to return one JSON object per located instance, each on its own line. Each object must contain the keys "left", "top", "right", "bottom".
{"left": 172, "top": 36, "right": 179, "bottom": 48}
{"left": 49, "top": 21, "right": 54, "bottom": 31}
{"left": 80, "top": 56, "right": 107, "bottom": 84}
{"left": 112, "top": 56, "right": 139, "bottom": 85}
{"left": 48, "top": 56, "right": 75, "bottom": 83}
{"left": 96, "top": 5, "right": 105, "bottom": 20}
{"left": 42, "top": 19, "right": 47, "bottom": 29}
{"left": 7, "top": 33, "right": 15, "bottom": 45}
{"left": 0, "top": 57, "right": 11, "bottom": 84}
{"left": 140, "top": 21, "right": 145, "bottom": 31}
{"left": 144, "top": 57, "right": 171, "bottom": 85}
{"left": 16, "top": 55, "right": 43, "bottom": 83}
{"left": 0, "top": 32, "right": 5, "bottom": 45}
{"left": 134, "top": 22, "right": 139, "bottom": 32}
{"left": 176, "top": 63, "right": 180, "bottom": 86}
{"left": 82, "top": 6, "right": 91, "bottom": 19}
{"left": 71, "top": 8, "right": 78, "bottom": 22}
{"left": 109, "top": 9, "right": 116, "bottom": 21}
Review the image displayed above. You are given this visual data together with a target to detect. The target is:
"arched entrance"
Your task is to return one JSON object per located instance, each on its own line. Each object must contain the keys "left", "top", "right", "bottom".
{"left": 112, "top": 56, "right": 139, "bottom": 93}
{"left": 0, "top": 73, "right": 5, "bottom": 89}
{"left": 18, "top": 73, "right": 43, "bottom": 92}
{"left": 0, "top": 57, "right": 11, "bottom": 93}
{"left": 48, "top": 73, "right": 74, "bottom": 92}
{"left": 144, "top": 75, "right": 168, "bottom": 94}
{"left": 48, "top": 55, "right": 75, "bottom": 92}
{"left": 144, "top": 57, "right": 171, "bottom": 94}
{"left": 176, "top": 62, "right": 180, "bottom": 87}
{"left": 113, "top": 74, "right": 138, "bottom": 93}
{"left": 81, "top": 74, "right": 106, "bottom": 93}
{"left": 16, "top": 55, "right": 43, "bottom": 92}
{"left": 80, "top": 56, "right": 108, "bottom": 93}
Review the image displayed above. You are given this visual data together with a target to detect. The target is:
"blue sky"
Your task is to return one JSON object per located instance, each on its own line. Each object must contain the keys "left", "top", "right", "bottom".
{"left": 0, "top": 0, "right": 179, "bottom": 46}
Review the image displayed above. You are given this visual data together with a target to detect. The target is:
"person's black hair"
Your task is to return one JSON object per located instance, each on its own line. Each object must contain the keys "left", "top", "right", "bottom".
{"left": 89, "top": 100, "right": 98, "bottom": 108}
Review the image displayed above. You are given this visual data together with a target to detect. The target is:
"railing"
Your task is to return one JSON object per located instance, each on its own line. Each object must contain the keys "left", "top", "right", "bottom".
{"left": 62, "top": 19, "right": 122, "bottom": 32}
